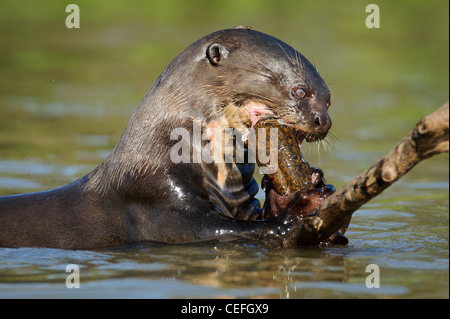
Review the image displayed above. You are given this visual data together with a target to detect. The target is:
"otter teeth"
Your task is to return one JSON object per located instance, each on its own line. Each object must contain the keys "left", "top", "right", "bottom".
{"left": 296, "top": 132, "right": 306, "bottom": 148}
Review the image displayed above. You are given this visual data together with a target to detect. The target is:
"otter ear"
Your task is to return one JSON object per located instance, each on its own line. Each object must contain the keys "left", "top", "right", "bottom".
{"left": 207, "top": 43, "right": 229, "bottom": 65}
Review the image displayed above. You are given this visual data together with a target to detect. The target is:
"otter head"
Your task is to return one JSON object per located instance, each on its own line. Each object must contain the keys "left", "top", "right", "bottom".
{"left": 199, "top": 28, "right": 332, "bottom": 145}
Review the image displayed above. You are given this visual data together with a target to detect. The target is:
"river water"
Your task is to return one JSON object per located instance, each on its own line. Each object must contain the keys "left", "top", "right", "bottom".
{"left": 0, "top": 0, "right": 448, "bottom": 298}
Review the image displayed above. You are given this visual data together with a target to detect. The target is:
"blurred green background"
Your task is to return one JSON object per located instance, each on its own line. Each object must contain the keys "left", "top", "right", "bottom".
{"left": 0, "top": 0, "right": 448, "bottom": 298}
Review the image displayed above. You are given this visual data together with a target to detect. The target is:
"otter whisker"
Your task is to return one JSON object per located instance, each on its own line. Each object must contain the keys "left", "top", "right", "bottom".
{"left": 312, "top": 56, "right": 319, "bottom": 73}
{"left": 294, "top": 48, "right": 305, "bottom": 74}
{"left": 320, "top": 138, "right": 329, "bottom": 153}
{"left": 233, "top": 66, "right": 276, "bottom": 81}
{"left": 226, "top": 89, "right": 278, "bottom": 107}
{"left": 323, "top": 131, "right": 339, "bottom": 151}
{"left": 251, "top": 50, "right": 268, "bottom": 69}
{"left": 276, "top": 40, "right": 294, "bottom": 68}
{"left": 250, "top": 50, "right": 284, "bottom": 83}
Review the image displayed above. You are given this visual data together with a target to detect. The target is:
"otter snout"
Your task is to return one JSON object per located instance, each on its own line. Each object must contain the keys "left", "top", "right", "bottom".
{"left": 297, "top": 101, "right": 331, "bottom": 141}
{"left": 312, "top": 108, "right": 332, "bottom": 137}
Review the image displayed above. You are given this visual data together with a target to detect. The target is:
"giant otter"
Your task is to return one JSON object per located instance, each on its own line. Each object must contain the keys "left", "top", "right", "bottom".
{"left": 0, "top": 28, "right": 341, "bottom": 249}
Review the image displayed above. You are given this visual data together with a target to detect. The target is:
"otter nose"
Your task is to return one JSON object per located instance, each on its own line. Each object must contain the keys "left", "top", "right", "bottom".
{"left": 313, "top": 112, "right": 332, "bottom": 135}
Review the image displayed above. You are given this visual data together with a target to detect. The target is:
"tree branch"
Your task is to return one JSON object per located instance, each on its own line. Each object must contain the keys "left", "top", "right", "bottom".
{"left": 310, "top": 102, "right": 449, "bottom": 243}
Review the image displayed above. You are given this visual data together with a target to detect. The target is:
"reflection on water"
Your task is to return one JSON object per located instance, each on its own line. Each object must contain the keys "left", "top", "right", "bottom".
{"left": 0, "top": 0, "right": 448, "bottom": 298}
{"left": 0, "top": 228, "right": 446, "bottom": 299}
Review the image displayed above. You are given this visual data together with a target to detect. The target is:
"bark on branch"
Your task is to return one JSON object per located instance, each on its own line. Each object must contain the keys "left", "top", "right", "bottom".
{"left": 292, "top": 102, "right": 449, "bottom": 246}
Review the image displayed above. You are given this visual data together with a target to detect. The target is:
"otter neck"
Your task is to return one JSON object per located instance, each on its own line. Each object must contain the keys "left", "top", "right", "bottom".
{"left": 85, "top": 79, "right": 226, "bottom": 196}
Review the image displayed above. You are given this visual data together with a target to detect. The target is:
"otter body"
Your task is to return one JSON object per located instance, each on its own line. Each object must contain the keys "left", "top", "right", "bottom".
{"left": 0, "top": 29, "right": 334, "bottom": 249}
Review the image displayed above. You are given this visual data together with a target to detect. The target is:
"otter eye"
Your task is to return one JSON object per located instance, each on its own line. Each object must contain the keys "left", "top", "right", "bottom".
{"left": 326, "top": 99, "right": 331, "bottom": 108}
{"left": 292, "top": 87, "right": 306, "bottom": 99}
